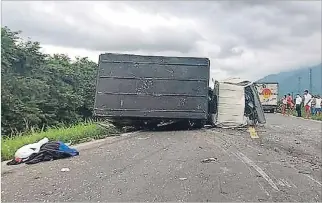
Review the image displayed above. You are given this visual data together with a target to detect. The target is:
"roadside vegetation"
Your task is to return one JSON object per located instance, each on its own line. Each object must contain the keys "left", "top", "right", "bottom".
{"left": 1, "top": 27, "right": 120, "bottom": 160}
{"left": 1, "top": 122, "right": 119, "bottom": 161}
{"left": 291, "top": 109, "right": 322, "bottom": 121}
{"left": 1, "top": 26, "right": 99, "bottom": 136}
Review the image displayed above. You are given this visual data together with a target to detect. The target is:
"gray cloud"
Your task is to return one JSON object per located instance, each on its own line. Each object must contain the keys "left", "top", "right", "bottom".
{"left": 1, "top": 2, "right": 202, "bottom": 53}
{"left": 1, "top": 1, "right": 321, "bottom": 80}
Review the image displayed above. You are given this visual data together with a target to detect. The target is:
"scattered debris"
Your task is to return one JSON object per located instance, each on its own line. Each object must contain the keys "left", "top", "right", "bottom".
{"left": 298, "top": 170, "right": 311, "bottom": 175}
{"left": 137, "top": 137, "right": 150, "bottom": 140}
{"left": 201, "top": 158, "right": 217, "bottom": 163}
{"left": 157, "top": 121, "right": 175, "bottom": 127}
{"left": 41, "top": 191, "right": 53, "bottom": 196}
{"left": 61, "top": 168, "right": 70, "bottom": 172}
{"left": 179, "top": 178, "right": 187, "bottom": 181}
{"left": 258, "top": 153, "right": 262, "bottom": 156}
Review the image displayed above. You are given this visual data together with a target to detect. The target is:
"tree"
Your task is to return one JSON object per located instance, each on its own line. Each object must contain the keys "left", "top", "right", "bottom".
{"left": 1, "top": 26, "right": 98, "bottom": 136}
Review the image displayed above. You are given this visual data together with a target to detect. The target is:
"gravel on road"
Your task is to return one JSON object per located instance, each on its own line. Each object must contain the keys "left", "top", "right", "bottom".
{"left": 1, "top": 114, "right": 321, "bottom": 202}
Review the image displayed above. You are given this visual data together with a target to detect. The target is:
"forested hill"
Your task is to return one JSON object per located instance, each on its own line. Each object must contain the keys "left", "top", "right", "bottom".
{"left": 1, "top": 27, "right": 98, "bottom": 135}
{"left": 257, "top": 63, "right": 322, "bottom": 97}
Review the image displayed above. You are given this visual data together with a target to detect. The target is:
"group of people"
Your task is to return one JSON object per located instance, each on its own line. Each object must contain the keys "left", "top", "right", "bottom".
{"left": 281, "top": 90, "right": 321, "bottom": 119}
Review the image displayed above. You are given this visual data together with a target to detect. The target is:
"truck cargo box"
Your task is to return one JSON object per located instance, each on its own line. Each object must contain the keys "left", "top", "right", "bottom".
{"left": 255, "top": 82, "right": 279, "bottom": 113}
{"left": 94, "top": 53, "right": 210, "bottom": 121}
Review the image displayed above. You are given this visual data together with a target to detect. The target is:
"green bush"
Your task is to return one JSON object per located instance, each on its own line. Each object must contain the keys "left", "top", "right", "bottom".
{"left": 1, "top": 26, "right": 97, "bottom": 135}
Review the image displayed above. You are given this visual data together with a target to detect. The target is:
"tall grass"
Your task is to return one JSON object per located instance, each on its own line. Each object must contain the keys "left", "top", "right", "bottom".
{"left": 1, "top": 122, "right": 119, "bottom": 161}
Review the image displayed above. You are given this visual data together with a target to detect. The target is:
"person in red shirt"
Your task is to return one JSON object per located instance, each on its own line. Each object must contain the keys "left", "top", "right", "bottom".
{"left": 286, "top": 93, "right": 294, "bottom": 116}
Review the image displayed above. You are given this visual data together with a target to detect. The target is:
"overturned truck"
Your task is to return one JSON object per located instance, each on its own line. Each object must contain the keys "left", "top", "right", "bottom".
{"left": 93, "top": 53, "right": 265, "bottom": 129}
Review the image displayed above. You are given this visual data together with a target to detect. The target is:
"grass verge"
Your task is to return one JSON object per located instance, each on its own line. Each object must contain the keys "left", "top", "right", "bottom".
{"left": 1, "top": 122, "right": 120, "bottom": 161}
{"left": 291, "top": 108, "right": 322, "bottom": 121}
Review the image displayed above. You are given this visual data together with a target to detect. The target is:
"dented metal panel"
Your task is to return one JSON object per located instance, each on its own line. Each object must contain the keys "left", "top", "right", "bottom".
{"left": 94, "top": 53, "right": 210, "bottom": 119}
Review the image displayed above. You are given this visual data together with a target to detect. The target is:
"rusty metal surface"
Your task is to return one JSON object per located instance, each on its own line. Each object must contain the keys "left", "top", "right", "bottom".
{"left": 94, "top": 53, "right": 210, "bottom": 119}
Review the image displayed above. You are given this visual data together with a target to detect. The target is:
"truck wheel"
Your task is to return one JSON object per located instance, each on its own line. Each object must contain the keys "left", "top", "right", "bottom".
{"left": 192, "top": 120, "right": 205, "bottom": 129}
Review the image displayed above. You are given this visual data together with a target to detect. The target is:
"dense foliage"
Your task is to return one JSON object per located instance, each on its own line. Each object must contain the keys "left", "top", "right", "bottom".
{"left": 1, "top": 27, "right": 98, "bottom": 136}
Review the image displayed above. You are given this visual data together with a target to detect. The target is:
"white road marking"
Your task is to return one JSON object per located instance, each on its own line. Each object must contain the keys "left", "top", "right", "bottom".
{"left": 233, "top": 151, "right": 270, "bottom": 196}
{"left": 304, "top": 174, "right": 322, "bottom": 186}
{"left": 234, "top": 152, "right": 280, "bottom": 191}
{"left": 280, "top": 178, "right": 292, "bottom": 188}
{"left": 247, "top": 144, "right": 261, "bottom": 152}
{"left": 277, "top": 160, "right": 321, "bottom": 188}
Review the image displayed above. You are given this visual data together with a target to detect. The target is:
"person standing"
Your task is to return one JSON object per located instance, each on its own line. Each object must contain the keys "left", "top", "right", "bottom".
{"left": 286, "top": 93, "right": 294, "bottom": 116}
{"left": 315, "top": 95, "right": 322, "bottom": 116}
{"left": 311, "top": 95, "right": 316, "bottom": 116}
{"left": 281, "top": 95, "right": 287, "bottom": 116}
{"left": 303, "top": 90, "right": 312, "bottom": 119}
{"left": 295, "top": 94, "right": 302, "bottom": 117}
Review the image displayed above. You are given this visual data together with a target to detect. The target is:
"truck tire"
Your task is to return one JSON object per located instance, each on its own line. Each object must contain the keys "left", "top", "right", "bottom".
{"left": 191, "top": 120, "right": 205, "bottom": 129}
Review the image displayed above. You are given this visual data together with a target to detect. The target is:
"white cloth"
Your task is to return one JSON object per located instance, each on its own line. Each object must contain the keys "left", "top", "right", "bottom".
{"left": 15, "top": 138, "right": 49, "bottom": 160}
{"left": 295, "top": 96, "right": 302, "bottom": 105}
{"left": 315, "top": 98, "right": 322, "bottom": 108}
{"left": 282, "top": 99, "right": 287, "bottom": 104}
{"left": 304, "top": 93, "right": 312, "bottom": 106}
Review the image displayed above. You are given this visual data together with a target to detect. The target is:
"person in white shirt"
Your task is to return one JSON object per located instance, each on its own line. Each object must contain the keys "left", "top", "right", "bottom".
{"left": 315, "top": 95, "right": 322, "bottom": 116}
{"left": 295, "top": 94, "right": 303, "bottom": 117}
{"left": 281, "top": 95, "right": 287, "bottom": 116}
{"left": 303, "top": 90, "right": 312, "bottom": 119}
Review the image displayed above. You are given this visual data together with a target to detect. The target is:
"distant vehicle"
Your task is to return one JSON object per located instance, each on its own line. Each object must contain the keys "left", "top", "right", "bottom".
{"left": 255, "top": 82, "right": 279, "bottom": 113}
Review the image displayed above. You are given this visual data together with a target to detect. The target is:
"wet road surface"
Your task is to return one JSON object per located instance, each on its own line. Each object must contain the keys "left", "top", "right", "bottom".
{"left": 1, "top": 114, "right": 321, "bottom": 202}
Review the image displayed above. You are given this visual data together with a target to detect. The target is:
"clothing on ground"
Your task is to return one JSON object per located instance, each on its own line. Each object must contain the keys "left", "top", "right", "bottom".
{"left": 7, "top": 141, "right": 79, "bottom": 165}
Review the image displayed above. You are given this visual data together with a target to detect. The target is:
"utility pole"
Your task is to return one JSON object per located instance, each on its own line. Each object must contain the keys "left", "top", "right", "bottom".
{"left": 298, "top": 76, "right": 301, "bottom": 94}
{"left": 309, "top": 68, "right": 312, "bottom": 93}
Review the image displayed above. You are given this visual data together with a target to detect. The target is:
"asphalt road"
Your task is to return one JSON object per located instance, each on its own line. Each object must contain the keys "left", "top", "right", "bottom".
{"left": 1, "top": 114, "right": 321, "bottom": 202}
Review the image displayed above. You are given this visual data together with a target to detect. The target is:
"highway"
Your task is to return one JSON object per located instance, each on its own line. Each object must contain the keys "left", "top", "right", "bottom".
{"left": 1, "top": 114, "right": 321, "bottom": 202}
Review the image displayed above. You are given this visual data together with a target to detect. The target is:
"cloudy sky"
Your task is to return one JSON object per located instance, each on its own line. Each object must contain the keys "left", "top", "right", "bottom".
{"left": 1, "top": 1, "right": 321, "bottom": 81}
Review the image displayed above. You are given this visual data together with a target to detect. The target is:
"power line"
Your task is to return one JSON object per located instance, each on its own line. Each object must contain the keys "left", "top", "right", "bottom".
{"left": 298, "top": 76, "right": 301, "bottom": 94}
{"left": 309, "top": 68, "right": 312, "bottom": 93}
